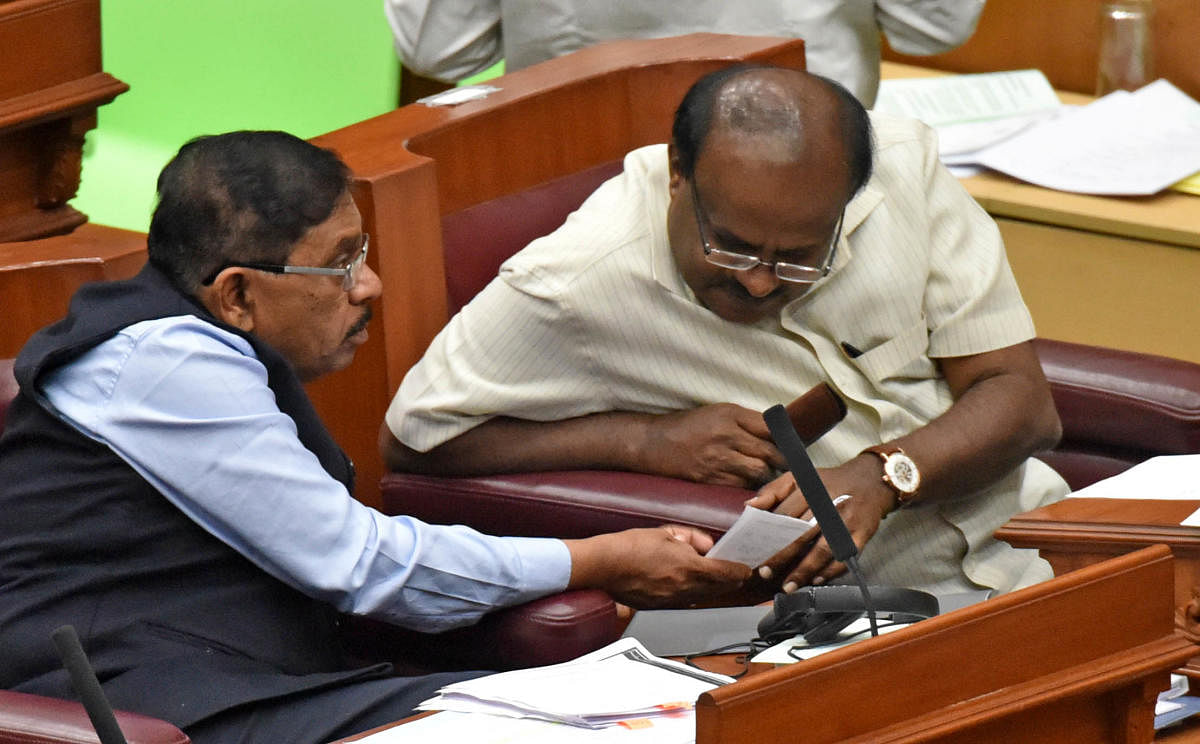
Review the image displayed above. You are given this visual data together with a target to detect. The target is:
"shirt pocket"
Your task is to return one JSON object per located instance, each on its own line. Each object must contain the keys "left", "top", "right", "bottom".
{"left": 850, "top": 320, "right": 937, "bottom": 385}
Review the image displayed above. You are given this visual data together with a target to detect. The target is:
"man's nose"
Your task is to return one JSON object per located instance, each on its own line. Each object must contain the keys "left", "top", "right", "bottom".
{"left": 735, "top": 265, "right": 780, "bottom": 298}
{"left": 350, "top": 262, "right": 383, "bottom": 304}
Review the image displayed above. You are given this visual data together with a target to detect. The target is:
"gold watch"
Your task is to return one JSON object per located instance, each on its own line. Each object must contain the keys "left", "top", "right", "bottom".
{"left": 863, "top": 446, "right": 921, "bottom": 506}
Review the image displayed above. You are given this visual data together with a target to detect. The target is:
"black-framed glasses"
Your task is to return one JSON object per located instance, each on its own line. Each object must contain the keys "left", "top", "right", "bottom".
{"left": 202, "top": 235, "right": 369, "bottom": 291}
{"left": 690, "top": 180, "right": 842, "bottom": 284}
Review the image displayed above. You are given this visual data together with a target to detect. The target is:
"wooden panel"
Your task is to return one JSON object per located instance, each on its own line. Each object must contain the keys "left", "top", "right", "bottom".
{"left": 0, "top": 0, "right": 127, "bottom": 241}
{"left": 0, "top": 223, "right": 145, "bottom": 357}
{"left": 1002, "top": 217, "right": 1200, "bottom": 365}
{"left": 882, "top": 0, "right": 1200, "bottom": 101}
{"left": 696, "top": 545, "right": 1193, "bottom": 744}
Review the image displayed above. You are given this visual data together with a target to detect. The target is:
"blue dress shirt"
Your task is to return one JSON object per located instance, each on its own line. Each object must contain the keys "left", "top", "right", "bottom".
{"left": 40, "top": 315, "right": 571, "bottom": 632}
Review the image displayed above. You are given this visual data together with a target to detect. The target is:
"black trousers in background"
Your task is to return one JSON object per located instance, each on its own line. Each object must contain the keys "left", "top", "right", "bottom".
{"left": 183, "top": 669, "right": 488, "bottom": 744}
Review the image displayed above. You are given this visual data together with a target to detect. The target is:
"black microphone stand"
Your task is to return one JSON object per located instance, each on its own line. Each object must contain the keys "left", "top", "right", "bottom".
{"left": 763, "top": 404, "right": 879, "bottom": 637}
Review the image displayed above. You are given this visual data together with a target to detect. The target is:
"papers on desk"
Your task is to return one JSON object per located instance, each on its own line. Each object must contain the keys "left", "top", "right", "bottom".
{"left": 417, "top": 638, "right": 731, "bottom": 730}
{"left": 875, "top": 71, "right": 1200, "bottom": 196}
{"left": 353, "top": 709, "right": 699, "bottom": 743}
{"left": 1067, "top": 455, "right": 1200, "bottom": 501}
{"left": 874, "top": 69, "right": 1062, "bottom": 166}
{"left": 1065, "top": 455, "right": 1200, "bottom": 525}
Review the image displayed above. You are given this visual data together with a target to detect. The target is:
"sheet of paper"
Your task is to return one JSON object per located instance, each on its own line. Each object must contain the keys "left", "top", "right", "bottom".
{"left": 707, "top": 505, "right": 816, "bottom": 567}
{"left": 1067, "top": 455, "right": 1200, "bottom": 503}
{"left": 973, "top": 79, "right": 1200, "bottom": 195}
{"left": 418, "top": 85, "right": 500, "bottom": 106}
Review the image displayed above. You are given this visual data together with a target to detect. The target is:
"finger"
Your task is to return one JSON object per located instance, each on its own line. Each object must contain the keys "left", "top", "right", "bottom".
{"left": 713, "top": 449, "right": 775, "bottom": 487}
{"left": 749, "top": 474, "right": 795, "bottom": 509}
{"left": 732, "top": 432, "right": 786, "bottom": 471}
{"left": 772, "top": 490, "right": 812, "bottom": 518}
{"left": 756, "top": 528, "right": 818, "bottom": 582}
{"left": 812, "top": 560, "right": 848, "bottom": 585}
{"left": 782, "top": 536, "right": 835, "bottom": 592}
{"left": 661, "top": 524, "right": 712, "bottom": 552}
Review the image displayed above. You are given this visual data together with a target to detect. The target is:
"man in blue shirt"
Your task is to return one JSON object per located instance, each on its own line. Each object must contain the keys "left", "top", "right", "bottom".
{"left": 0, "top": 131, "right": 750, "bottom": 743}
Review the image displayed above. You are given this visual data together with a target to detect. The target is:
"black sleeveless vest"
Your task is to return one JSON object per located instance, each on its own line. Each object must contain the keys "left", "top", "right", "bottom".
{"left": 0, "top": 263, "right": 389, "bottom": 727}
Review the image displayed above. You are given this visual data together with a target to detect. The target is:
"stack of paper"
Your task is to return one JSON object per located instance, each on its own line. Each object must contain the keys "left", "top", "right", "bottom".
{"left": 417, "top": 638, "right": 732, "bottom": 729}
{"left": 874, "top": 69, "right": 1063, "bottom": 166}
{"left": 875, "top": 71, "right": 1200, "bottom": 196}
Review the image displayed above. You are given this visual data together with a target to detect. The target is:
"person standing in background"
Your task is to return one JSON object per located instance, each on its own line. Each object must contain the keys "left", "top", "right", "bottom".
{"left": 384, "top": 0, "right": 986, "bottom": 106}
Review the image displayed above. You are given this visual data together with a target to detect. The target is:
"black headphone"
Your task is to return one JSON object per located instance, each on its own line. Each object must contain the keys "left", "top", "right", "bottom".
{"left": 757, "top": 585, "right": 940, "bottom": 645}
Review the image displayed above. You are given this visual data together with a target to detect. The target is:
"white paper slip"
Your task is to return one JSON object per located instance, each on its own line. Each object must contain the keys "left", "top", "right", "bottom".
{"left": 707, "top": 506, "right": 816, "bottom": 567}
{"left": 750, "top": 617, "right": 913, "bottom": 664}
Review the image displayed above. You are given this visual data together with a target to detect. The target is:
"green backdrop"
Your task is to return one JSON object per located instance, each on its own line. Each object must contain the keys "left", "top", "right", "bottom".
{"left": 75, "top": 1, "right": 402, "bottom": 232}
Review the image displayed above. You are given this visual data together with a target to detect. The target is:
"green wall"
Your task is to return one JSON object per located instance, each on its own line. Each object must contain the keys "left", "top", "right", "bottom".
{"left": 75, "top": 1, "right": 401, "bottom": 232}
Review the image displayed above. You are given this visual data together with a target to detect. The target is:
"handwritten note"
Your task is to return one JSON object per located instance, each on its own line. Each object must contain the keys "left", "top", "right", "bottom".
{"left": 707, "top": 506, "right": 816, "bottom": 567}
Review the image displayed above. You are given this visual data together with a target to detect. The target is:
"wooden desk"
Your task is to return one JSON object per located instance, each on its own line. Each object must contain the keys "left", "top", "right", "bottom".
{"left": 998, "top": 498, "right": 1200, "bottom": 623}
{"left": 882, "top": 62, "right": 1200, "bottom": 366}
{"left": 336, "top": 548, "right": 1195, "bottom": 743}
{"left": 997, "top": 497, "right": 1200, "bottom": 686}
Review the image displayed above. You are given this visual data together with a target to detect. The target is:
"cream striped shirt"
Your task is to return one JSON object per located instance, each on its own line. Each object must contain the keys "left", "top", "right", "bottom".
{"left": 388, "top": 113, "right": 1069, "bottom": 594}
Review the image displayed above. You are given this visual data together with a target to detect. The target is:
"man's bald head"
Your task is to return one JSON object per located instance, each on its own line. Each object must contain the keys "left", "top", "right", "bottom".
{"left": 671, "top": 65, "right": 873, "bottom": 201}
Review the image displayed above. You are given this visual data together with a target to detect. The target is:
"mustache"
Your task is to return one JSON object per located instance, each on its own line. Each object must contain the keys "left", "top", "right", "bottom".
{"left": 344, "top": 307, "right": 373, "bottom": 341}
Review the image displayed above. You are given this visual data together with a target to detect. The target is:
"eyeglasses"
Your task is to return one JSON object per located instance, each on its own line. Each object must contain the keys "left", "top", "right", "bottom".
{"left": 690, "top": 180, "right": 842, "bottom": 284}
{"left": 202, "top": 235, "right": 370, "bottom": 291}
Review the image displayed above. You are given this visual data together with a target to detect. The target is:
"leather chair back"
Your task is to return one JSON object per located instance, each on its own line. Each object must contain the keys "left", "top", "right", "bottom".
{"left": 441, "top": 160, "right": 623, "bottom": 316}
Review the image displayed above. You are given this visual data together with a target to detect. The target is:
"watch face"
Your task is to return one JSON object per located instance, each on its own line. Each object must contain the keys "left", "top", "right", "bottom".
{"left": 884, "top": 453, "right": 920, "bottom": 494}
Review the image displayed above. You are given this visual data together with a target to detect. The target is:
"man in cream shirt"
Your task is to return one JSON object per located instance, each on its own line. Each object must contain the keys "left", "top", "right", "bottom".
{"left": 383, "top": 65, "right": 1068, "bottom": 597}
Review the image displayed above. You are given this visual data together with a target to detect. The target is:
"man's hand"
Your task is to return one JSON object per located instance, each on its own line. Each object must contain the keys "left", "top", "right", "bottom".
{"left": 634, "top": 403, "right": 785, "bottom": 487}
{"left": 565, "top": 525, "right": 754, "bottom": 609}
{"left": 746, "top": 455, "right": 895, "bottom": 589}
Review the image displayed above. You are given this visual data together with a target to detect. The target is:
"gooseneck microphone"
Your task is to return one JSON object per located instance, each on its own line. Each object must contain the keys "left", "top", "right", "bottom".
{"left": 51, "top": 624, "right": 130, "bottom": 744}
{"left": 762, "top": 404, "right": 880, "bottom": 637}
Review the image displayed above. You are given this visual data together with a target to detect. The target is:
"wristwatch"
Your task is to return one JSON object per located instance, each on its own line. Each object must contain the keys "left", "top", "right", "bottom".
{"left": 862, "top": 446, "right": 921, "bottom": 506}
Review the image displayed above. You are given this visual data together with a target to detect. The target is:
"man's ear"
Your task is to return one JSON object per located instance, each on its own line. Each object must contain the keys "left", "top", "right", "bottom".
{"left": 667, "top": 144, "right": 684, "bottom": 195}
{"left": 199, "top": 269, "right": 256, "bottom": 332}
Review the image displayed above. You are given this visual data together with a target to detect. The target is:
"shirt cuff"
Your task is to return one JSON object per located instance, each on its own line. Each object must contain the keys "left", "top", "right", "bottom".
{"left": 511, "top": 537, "right": 574, "bottom": 599}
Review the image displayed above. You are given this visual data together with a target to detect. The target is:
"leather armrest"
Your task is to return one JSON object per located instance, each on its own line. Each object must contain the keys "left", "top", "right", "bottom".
{"left": 1034, "top": 338, "right": 1200, "bottom": 456}
{"left": 0, "top": 688, "right": 190, "bottom": 744}
{"left": 380, "top": 470, "right": 750, "bottom": 539}
{"left": 1033, "top": 338, "right": 1200, "bottom": 490}
{"left": 342, "top": 589, "right": 620, "bottom": 672}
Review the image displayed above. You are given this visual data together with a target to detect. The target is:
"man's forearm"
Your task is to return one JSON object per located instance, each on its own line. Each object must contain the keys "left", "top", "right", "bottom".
{"left": 381, "top": 413, "right": 655, "bottom": 475}
{"left": 873, "top": 346, "right": 1062, "bottom": 505}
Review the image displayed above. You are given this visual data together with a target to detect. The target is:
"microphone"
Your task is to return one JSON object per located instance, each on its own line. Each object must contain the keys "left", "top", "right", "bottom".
{"left": 762, "top": 404, "right": 880, "bottom": 637}
{"left": 51, "top": 625, "right": 130, "bottom": 744}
